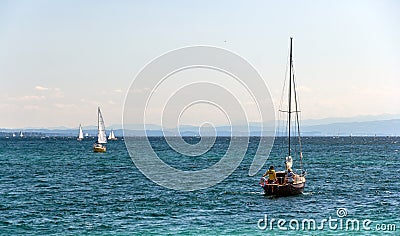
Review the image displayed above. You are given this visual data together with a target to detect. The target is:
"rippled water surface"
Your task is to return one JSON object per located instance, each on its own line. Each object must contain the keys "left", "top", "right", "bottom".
{"left": 0, "top": 137, "right": 399, "bottom": 235}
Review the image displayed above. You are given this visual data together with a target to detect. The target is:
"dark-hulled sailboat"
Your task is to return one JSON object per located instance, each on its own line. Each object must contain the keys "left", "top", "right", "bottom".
{"left": 260, "top": 37, "right": 306, "bottom": 196}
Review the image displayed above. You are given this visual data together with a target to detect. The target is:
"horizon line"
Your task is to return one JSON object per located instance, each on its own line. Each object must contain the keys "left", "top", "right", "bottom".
{"left": 1, "top": 116, "right": 400, "bottom": 130}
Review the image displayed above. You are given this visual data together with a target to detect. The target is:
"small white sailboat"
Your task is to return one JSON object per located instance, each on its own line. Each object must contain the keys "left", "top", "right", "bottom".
{"left": 85, "top": 133, "right": 89, "bottom": 138}
{"left": 12, "top": 133, "right": 16, "bottom": 137}
{"left": 19, "top": 131, "right": 24, "bottom": 138}
{"left": 108, "top": 129, "right": 117, "bottom": 141}
{"left": 93, "top": 107, "right": 107, "bottom": 152}
{"left": 77, "top": 124, "right": 84, "bottom": 141}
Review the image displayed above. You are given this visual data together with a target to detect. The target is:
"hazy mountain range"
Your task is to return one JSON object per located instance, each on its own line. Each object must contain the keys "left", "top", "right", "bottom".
{"left": 1, "top": 115, "right": 399, "bottom": 137}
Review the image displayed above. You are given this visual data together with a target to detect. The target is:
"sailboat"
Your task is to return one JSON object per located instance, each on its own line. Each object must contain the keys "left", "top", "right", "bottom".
{"left": 93, "top": 107, "right": 107, "bottom": 152}
{"left": 77, "top": 124, "right": 84, "bottom": 141}
{"left": 108, "top": 129, "right": 117, "bottom": 141}
{"left": 12, "top": 133, "right": 16, "bottom": 137}
{"left": 19, "top": 131, "right": 24, "bottom": 138}
{"left": 260, "top": 37, "right": 306, "bottom": 196}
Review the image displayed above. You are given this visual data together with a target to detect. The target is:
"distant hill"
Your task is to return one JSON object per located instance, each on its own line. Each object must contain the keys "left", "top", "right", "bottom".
{"left": 299, "top": 114, "right": 400, "bottom": 126}
{"left": 301, "top": 119, "right": 400, "bottom": 136}
{"left": 1, "top": 119, "right": 399, "bottom": 137}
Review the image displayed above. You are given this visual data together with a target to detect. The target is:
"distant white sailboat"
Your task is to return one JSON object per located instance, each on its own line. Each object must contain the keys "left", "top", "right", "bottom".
{"left": 93, "top": 107, "right": 107, "bottom": 152}
{"left": 108, "top": 129, "right": 117, "bottom": 141}
{"left": 77, "top": 124, "right": 84, "bottom": 141}
{"left": 85, "top": 133, "right": 89, "bottom": 138}
{"left": 19, "top": 131, "right": 24, "bottom": 138}
{"left": 12, "top": 133, "right": 16, "bottom": 137}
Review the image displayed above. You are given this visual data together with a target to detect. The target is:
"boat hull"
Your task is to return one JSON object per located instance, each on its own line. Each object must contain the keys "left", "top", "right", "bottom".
{"left": 263, "top": 182, "right": 305, "bottom": 196}
{"left": 93, "top": 144, "right": 106, "bottom": 152}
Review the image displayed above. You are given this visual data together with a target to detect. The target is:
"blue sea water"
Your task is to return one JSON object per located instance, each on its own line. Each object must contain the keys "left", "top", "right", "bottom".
{"left": 0, "top": 136, "right": 399, "bottom": 235}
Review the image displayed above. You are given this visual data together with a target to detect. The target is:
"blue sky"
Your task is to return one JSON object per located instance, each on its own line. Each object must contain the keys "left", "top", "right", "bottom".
{"left": 0, "top": 0, "right": 399, "bottom": 128}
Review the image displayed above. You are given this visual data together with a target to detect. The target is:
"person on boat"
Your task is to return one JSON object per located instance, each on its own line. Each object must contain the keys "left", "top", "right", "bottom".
{"left": 263, "top": 166, "right": 277, "bottom": 184}
{"left": 287, "top": 169, "right": 294, "bottom": 184}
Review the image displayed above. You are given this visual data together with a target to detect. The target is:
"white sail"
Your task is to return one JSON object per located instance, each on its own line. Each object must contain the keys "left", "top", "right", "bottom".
{"left": 12, "top": 133, "right": 16, "bottom": 137}
{"left": 19, "top": 131, "right": 23, "bottom": 137}
{"left": 78, "top": 124, "right": 84, "bottom": 139}
{"left": 97, "top": 107, "right": 107, "bottom": 144}
{"left": 108, "top": 129, "right": 115, "bottom": 140}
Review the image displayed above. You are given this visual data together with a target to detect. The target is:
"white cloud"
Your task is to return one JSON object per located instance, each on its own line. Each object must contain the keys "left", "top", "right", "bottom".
{"left": 80, "top": 98, "right": 98, "bottom": 106}
{"left": 52, "top": 89, "right": 64, "bottom": 98}
{"left": 54, "top": 103, "right": 76, "bottom": 109}
{"left": 23, "top": 105, "right": 40, "bottom": 110}
{"left": 132, "top": 88, "right": 150, "bottom": 94}
{"left": 9, "top": 95, "right": 46, "bottom": 101}
{"left": 0, "top": 103, "right": 10, "bottom": 109}
{"left": 34, "top": 86, "right": 64, "bottom": 98}
{"left": 35, "top": 86, "right": 49, "bottom": 91}
{"left": 297, "top": 85, "right": 312, "bottom": 93}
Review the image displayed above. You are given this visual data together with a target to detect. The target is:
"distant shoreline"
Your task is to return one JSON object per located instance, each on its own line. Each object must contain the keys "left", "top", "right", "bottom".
{"left": 1, "top": 118, "right": 400, "bottom": 137}
{"left": 1, "top": 135, "right": 398, "bottom": 138}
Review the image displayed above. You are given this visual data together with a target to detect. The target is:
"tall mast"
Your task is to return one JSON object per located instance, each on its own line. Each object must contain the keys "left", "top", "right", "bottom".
{"left": 288, "top": 37, "right": 293, "bottom": 157}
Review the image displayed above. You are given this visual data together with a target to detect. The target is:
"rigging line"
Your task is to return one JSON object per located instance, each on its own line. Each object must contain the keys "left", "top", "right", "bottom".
{"left": 283, "top": 116, "right": 289, "bottom": 157}
{"left": 279, "top": 46, "right": 290, "bottom": 151}
{"left": 278, "top": 109, "right": 283, "bottom": 151}
{"left": 292, "top": 67, "right": 302, "bottom": 125}
{"left": 278, "top": 46, "right": 290, "bottom": 118}
{"left": 277, "top": 97, "right": 282, "bottom": 147}
{"left": 292, "top": 70, "right": 304, "bottom": 173}
{"left": 292, "top": 66, "right": 303, "bottom": 134}
{"left": 291, "top": 56, "right": 303, "bottom": 174}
